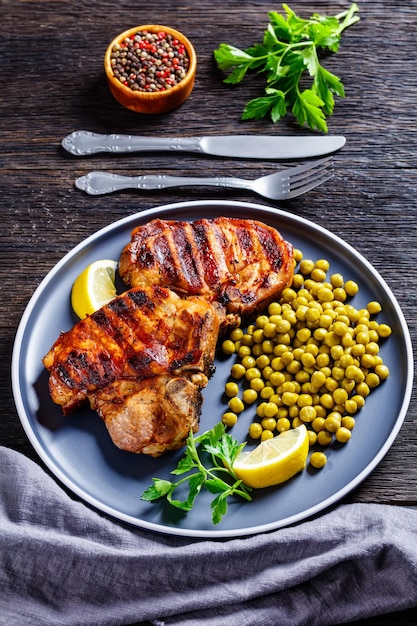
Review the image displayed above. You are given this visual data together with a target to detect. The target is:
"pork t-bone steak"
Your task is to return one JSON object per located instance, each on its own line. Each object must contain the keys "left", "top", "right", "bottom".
{"left": 43, "top": 285, "right": 225, "bottom": 456}
{"left": 43, "top": 217, "right": 294, "bottom": 457}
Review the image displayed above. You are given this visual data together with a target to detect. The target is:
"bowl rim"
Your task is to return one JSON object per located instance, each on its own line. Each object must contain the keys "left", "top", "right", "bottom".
{"left": 104, "top": 24, "right": 197, "bottom": 101}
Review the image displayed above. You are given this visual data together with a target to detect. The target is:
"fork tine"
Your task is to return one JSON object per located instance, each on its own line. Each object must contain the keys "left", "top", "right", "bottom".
{"left": 287, "top": 171, "right": 333, "bottom": 199}
{"left": 288, "top": 159, "right": 333, "bottom": 189}
{"left": 283, "top": 156, "right": 333, "bottom": 177}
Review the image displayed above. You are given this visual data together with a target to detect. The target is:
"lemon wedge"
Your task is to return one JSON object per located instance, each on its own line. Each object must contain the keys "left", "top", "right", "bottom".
{"left": 233, "top": 425, "right": 309, "bottom": 488}
{"left": 71, "top": 259, "right": 118, "bottom": 319}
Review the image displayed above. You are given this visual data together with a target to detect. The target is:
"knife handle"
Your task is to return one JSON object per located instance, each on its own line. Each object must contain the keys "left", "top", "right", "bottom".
{"left": 61, "top": 130, "right": 204, "bottom": 156}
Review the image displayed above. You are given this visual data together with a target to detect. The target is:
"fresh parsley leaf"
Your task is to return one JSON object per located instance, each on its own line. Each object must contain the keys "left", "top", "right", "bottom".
{"left": 270, "top": 91, "right": 288, "bottom": 123}
{"left": 308, "top": 22, "right": 341, "bottom": 51}
{"left": 299, "top": 45, "right": 319, "bottom": 77}
{"left": 142, "top": 478, "right": 174, "bottom": 501}
{"left": 213, "top": 3, "right": 359, "bottom": 131}
{"left": 168, "top": 472, "right": 206, "bottom": 511}
{"left": 141, "top": 423, "right": 252, "bottom": 525}
{"left": 268, "top": 12, "right": 293, "bottom": 42}
{"left": 293, "top": 89, "right": 327, "bottom": 133}
{"left": 171, "top": 454, "right": 197, "bottom": 475}
{"left": 242, "top": 94, "right": 277, "bottom": 121}
{"left": 205, "top": 477, "right": 230, "bottom": 494}
{"left": 213, "top": 44, "right": 255, "bottom": 70}
{"left": 211, "top": 493, "right": 228, "bottom": 525}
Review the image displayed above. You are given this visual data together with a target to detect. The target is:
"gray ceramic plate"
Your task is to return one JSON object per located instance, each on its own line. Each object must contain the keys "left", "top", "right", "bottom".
{"left": 12, "top": 201, "right": 413, "bottom": 538}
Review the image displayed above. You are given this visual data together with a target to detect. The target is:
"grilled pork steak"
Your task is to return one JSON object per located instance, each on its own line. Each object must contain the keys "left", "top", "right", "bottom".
{"left": 43, "top": 285, "right": 224, "bottom": 455}
{"left": 119, "top": 217, "right": 294, "bottom": 319}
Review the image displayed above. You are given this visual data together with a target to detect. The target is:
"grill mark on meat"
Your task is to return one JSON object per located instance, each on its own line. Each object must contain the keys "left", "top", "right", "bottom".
{"left": 193, "top": 221, "right": 222, "bottom": 288}
{"left": 127, "top": 289, "right": 156, "bottom": 310}
{"left": 103, "top": 289, "right": 173, "bottom": 373}
{"left": 256, "top": 223, "right": 284, "bottom": 272}
{"left": 127, "top": 352, "right": 154, "bottom": 375}
{"left": 155, "top": 234, "right": 180, "bottom": 285}
{"left": 235, "top": 223, "right": 254, "bottom": 257}
{"left": 137, "top": 246, "right": 154, "bottom": 269}
{"left": 56, "top": 358, "right": 81, "bottom": 389}
{"left": 134, "top": 220, "right": 164, "bottom": 271}
{"left": 171, "top": 349, "right": 202, "bottom": 371}
{"left": 68, "top": 351, "right": 98, "bottom": 385}
{"left": 92, "top": 302, "right": 141, "bottom": 369}
{"left": 56, "top": 349, "right": 116, "bottom": 390}
{"left": 171, "top": 222, "right": 203, "bottom": 292}
{"left": 92, "top": 307, "right": 132, "bottom": 350}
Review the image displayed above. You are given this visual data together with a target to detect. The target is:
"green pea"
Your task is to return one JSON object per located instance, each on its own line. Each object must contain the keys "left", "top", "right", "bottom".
{"left": 222, "top": 412, "right": 238, "bottom": 427}
{"left": 242, "top": 388, "right": 258, "bottom": 404}
{"left": 375, "top": 364, "right": 390, "bottom": 380}
{"left": 300, "top": 259, "right": 315, "bottom": 274}
{"left": 256, "top": 354, "right": 270, "bottom": 369}
{"left": 317, "top": 430, "right": 333, "bottom": 446}
{"left": 229, "top": 327, "right": 243, "bottom": 342}
{"left": 225, "top": 382, "right": 239, "bottom": 397}
{"left": 310, "top": 451, "right": 327, "bottom": 469}
{"left": 277, "top": 417, "right": 291, "bottom": 432}
{"left": 312, "top": 417, "right": 326, "bottom": 432}
{"left": 268, "top": 302, "right": 282, "bottom": 316}
{"left": 299, "top": 406, "right": 316, "bottom": 422}
{"left": 241, "top": 355, "right": 256, "bottom": 369}
{"left": 245, "top": 367, "right": 262, "bottom": 381}
{"left": 256, "top": 315, "right": 269, "bottom": 328}
{"left": 263, "top": 402, "right": 279, "bottom": 418}
{"left": 249, "top": 422, "right": 263, "bottom": 439}
{"left": 261, "top": 417, "right": 277, "bottom": 431}
{"left": 336, "top": 426, "right": 352, "bottom": 443}
{"left": 261, "top": 429, "right": 274, "bottom": 441}
{"left": 231, "top": 363, "right": 246, "bottom": 380}
{"left": 250, "top": 377, "right": 265, "bottom": 392}
{"left": 344, "top": 280, "right": 359, "bottom": 296}
{"left": 377, "top": 323, "right": 392, "bottom": 338}
{"left": 342, "top": 416, "right": 356, "bottom": 430}
{"left": 263, "top": 322, "right": 277, "bottom": 338}
{"left": 228, "top": 397, "right": 245, "bottom": 413}
{"left": 282, "top": 392, "right": 298, "bottom": 407}
{"left": 367, "top": 301, "right": 382, "bottom": 315}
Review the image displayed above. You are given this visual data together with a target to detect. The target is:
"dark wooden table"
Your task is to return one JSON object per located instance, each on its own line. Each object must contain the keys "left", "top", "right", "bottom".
{"left": 2, "top": 1, "right": 417, "bottom": 624}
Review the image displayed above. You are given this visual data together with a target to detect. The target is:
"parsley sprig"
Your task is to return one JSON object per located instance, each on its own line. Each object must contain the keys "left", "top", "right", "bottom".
{"left": 141, "top": 422, "right": 252, "bottom": 525}
{"left": 214, "top": 3, "right": 360, "bottom": 132}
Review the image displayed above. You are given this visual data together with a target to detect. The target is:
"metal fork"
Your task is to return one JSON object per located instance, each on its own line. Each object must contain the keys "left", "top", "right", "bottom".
{"left": 75, "top": 157, "right": 333, "bottom": 200}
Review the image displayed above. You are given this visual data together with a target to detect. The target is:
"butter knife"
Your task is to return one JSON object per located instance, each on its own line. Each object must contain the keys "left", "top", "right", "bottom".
{"left": 62, "top": 130, "right": 345, "bottom": 160}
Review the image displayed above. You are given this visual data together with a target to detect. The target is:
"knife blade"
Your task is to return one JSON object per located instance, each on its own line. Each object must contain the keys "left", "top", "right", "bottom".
{"left": 62, "top": 130, "right": 345, "bottom": 159}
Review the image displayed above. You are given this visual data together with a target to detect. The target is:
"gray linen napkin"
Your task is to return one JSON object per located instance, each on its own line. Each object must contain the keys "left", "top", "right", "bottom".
{"left": 1, "top": 446, "right": 417, "bottom": 626}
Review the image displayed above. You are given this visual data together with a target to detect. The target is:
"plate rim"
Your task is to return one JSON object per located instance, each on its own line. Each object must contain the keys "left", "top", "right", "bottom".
{"left": 11, "top": 200, "right": 414, "bottom": 538}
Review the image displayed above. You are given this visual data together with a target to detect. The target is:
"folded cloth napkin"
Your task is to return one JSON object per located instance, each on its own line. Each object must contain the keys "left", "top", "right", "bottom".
{"left": 1, "top": 446, "right": 417, "bottom": 626}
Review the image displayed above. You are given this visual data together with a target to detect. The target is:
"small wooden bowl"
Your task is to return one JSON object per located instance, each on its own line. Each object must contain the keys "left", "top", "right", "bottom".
{"left": 104, "top": 24, "right": 197, "bottom": 114}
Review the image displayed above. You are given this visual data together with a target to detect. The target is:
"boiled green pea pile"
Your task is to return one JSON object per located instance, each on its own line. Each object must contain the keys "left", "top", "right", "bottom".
{"left": 221, "top": 250, "right": 392, "bottom": 470}
{"left": 110, "top": 30, "right": 189, "bottom": 92}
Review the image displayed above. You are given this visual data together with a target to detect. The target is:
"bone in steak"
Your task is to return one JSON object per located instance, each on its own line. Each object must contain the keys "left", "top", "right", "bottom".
{"left": 43, "top": 285, "right": 224, "bottom": 455}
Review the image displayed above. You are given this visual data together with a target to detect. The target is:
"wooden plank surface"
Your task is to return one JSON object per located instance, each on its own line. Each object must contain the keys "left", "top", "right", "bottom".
{"left": 1, "top": 2, "right": 417, "bottom": 621}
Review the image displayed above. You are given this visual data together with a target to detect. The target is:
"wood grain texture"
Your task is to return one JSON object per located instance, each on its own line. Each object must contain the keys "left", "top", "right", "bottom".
{"left": 1, "top": 0, "right": 417, "bottom": 593}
